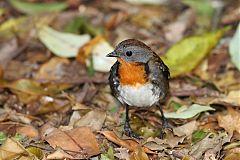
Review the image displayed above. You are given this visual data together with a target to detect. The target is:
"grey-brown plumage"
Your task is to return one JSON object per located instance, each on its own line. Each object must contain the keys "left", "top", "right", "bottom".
{"left": 107, "top": 39, "right": 171, "bottom": 138}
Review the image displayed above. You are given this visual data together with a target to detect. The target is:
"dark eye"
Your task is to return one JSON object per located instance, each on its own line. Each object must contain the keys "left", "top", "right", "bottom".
{"left": 126, "top": 51, "right": 132, "bottom": 56}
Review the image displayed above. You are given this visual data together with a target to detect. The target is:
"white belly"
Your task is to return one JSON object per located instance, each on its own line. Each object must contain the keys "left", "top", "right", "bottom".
{"left": 117, "top": 83, "right": 160, "bottom": 107}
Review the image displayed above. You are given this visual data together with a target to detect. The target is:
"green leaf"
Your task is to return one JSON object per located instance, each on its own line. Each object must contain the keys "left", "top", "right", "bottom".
{"left": 192, "top": 129, "right": 209, "bottom": 144}
{"left": 64, "top": 17, "right": 103, "bottom": 36}
{"left": 229, "top": 23, "right": 240, "bottom": 71}
{"left": 9, "top": 0, "right": 68, "bottom": 14}
{"left": 164, "top": 104, "right": 215, "bottom": 119}
{"left": 13, "top": 133, "right": 25, "bottom": 142}
{"left": 0, "top": 132, "right": 7, "bottom": 144}
{"left": 182, "top": 0, "right": 214, "bottom": 16}
{"left": 169, "top": 100, "right": 182, "bottom": 111}
{"left": 38, "top": 26, "right": 91, "bottom": 58}
{"left": 100, "top": 147, "right": 115, "bottom": 160}
{"left": 161, "top": 28, "right": 228, "bottom": 77}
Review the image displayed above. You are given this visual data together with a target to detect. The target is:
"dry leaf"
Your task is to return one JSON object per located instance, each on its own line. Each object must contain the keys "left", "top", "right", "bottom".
{"left": 101, "top": 131, "right": 154, "bottom": 154}
{"left": 144, "top": 137, "right": 167, "bottom": 151}
{"left": 190, "top": 133, "right": 229, "bottom": 159}
{"left": 35, "top": 57, "right": 70, "bottom": 81}
{"left": 217, "top": 106, "right": 240, "bottom": 136}
{"left": 0, "top": 138, "right": 26, "bottom": 159}
{"left": 74, "top": 110, "right": 106, "bottom": 131}
{"left": 47, "top": 148, "right": 74, "bottom": 159}
{"left": 45, "top": 127, "right": 100, "bottom": 158}
{"left": 173, "top": 121, "right": 198, "bottom": 137}
{"left": 211, "top": 90, "right": 240, "bottom": 107}
{"left": 129, "top": 146, "right": 149, "bottom": 160}
{"left": 114, "top": 148, "right": 130, "bottom": 160}
{"left": 16, "top": 125, "right": 39, "bottom": 138}
{"left": 165, "top": 131, "right": 185, "bottom": 148}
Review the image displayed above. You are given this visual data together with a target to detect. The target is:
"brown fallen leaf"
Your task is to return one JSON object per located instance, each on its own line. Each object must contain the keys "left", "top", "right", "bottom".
{"left": 217, "top": 106, "right": 240, "bottom": 136}
{"left": 0, "top": 138, "right": 26, "bottom": 160}
{"left": 211, "top": 90, "right": 240, "bottom": 107}
{"left": 34, "top": 57, "right": 70, "bottom": 81}
{"left": 67, "top": 127, "right": 100, "bottom": 156}
{"left": 143, "top": 137, "right": 167, "bottom": 151}
{"left": 74, "top": 110, "right": 106, "bottom": 131}
{"left": 129, "top": 146, "right": 149, "bottom": 160}
{"left": 190, "top": 133, "right": 229, "bottom": 159}
{"left": 16, "top": 125, "right": 39, "bottom": 138}
{"left": 224, "top": 153, "right": 240, "bottom": 160}
{"left": 173, "top": 121, "right": 198, "bottom": 137}
{"left": 0, "top": 38, "right": 19, "bottom": 68}
{"left": 0, "top": 79, "right": 72, "bottom": 103}
{"left": 101, "top": 131, "right": 154, "bottom": 154}
{"left": 165, "top": 130, "right": 185, "bottom": 148}
{"left": 47, "top": 148, "right": 74, "bottom": 159}
{"left": 114, "top": 148, "right": 130, "bottom": 160}
{"left": 45, "top": 127, "right": 100, "bottom": 158}
{"left": 224, "top": 148, "right": 240, "bottom": 160}
{"left": 45, "top": 128, "right": 81, "bottom": 153}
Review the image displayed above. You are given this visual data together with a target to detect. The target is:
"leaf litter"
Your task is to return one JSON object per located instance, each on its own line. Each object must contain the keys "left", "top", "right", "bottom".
{"left": 0, "top": 0, "right": 239, "bottom": 159}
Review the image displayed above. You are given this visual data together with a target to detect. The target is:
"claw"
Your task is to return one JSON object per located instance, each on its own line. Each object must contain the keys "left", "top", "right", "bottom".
{"left": 160, "top": 120, "right": 173, "bottom": 139}
{"left": 124, "top": 124, "right": 140, "bottom": 139}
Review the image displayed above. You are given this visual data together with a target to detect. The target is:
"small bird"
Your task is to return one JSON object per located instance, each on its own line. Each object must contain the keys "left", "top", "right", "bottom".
{"left": 107, "top": 39, "right": 170, "bottom": 138}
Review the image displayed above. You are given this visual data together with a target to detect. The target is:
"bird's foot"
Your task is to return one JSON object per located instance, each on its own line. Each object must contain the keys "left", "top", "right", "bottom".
{"left": 160, "top": 120, "right": 173, "bottom": 139}
{"left": 124, "top": 123, "right": 140, "bottom": 139}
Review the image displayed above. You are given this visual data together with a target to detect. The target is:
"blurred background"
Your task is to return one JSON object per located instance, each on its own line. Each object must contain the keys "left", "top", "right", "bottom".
{"left": 0, "top": 0, "right": 239, "bottom": 159}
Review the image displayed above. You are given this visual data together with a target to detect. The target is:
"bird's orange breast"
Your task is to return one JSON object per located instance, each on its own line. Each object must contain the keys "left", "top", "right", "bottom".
{"left": 118, "top": 58, "right": 147, "bottom": 86}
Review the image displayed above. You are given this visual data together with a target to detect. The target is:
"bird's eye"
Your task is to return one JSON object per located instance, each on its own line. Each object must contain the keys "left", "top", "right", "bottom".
{"left": 126, "top": 51, "right": 132, "bottom": 56}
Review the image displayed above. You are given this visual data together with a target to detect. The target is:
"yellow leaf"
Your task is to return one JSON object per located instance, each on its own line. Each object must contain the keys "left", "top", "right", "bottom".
{"left": 161, "top": 28, "right": 229, "bottom": 77}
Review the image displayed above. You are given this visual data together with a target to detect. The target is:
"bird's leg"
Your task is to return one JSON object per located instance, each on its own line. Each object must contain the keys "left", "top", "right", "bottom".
{"left": 158, "top": 103, "right": 172, "bottom": 139}
{"left": 123, "top": 104, "right": 139, "bottom": 139}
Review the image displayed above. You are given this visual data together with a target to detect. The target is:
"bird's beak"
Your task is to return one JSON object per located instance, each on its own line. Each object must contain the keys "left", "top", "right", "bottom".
{"left": 106, "top": 51, "right": 118, "bottom": 57}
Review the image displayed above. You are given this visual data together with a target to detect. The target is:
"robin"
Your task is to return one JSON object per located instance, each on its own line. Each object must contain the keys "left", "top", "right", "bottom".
{"left": 107, "top": 39, "right": 171, "bottom": 138}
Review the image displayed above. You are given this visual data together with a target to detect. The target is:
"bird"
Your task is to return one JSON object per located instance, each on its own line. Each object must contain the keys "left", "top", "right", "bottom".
{"left": 107, "top": 39, "right": 171, "bottom": 138}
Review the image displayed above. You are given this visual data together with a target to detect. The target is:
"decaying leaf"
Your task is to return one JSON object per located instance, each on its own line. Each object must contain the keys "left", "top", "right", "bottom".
{"left": 161, "top": 28, "right": 228, "bottom": 77}
{"left": 38, "top": 26, "right": 91, "bottom": 58}
{"left": 0, "top": 79, "right": 71, "bottom": 103}
{"left": 217, "top": 106, "right": 240, "bottom": 136}
{"left": 189, "top": 133, "right": 229, "bottom": 159}
{"left": 16, "top": 125, "right": 39, "bottom": 138}
{"left": 74, "top": 110, "right": 106, "bottom": 131}
{"left": 46, "top": 148, "right": 74, "bottom": 159}
{"left": 0, "top": 38, "right": 18, "bottom": 68}
{"left": 143, "top": 137, "right": 166, "bottom": 151}
{"left": 26, "top": 147, "right": 45, "bottom": 159}
{"left": 165, "top": 130, "right": 185, "bottom": 148}
{"left": 114, "top": 148, "right": 130, "bottom": 160}
{"left": 211, "top": 90, "right": 240, "bottom": 106}
{"left": 129, "top": 146, "right": 149, "bottom": 160}
{"left": 173, "top": 121, "right": 198, "bottom": 137}
{"left": 45, "top": 127, "right": 100, "bottom": 158}
{"left": 101, "top": 131, "right": 154, "bottom": 154}
{"left": 0, "top": 138, "right": 26, "bottom": 159}
{"left": 163, "top": 104, "right": 215, "bottom": 119}
{"left": 34, "top": 57, "right": 70, "bottom": 81}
